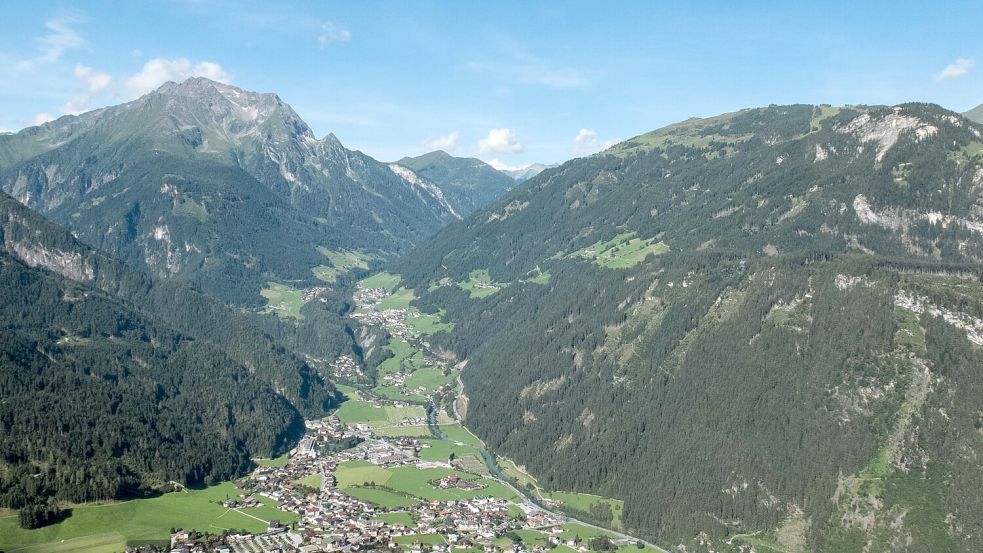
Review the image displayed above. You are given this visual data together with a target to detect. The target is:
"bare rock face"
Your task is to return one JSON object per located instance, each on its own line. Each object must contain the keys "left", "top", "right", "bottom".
{"left": 5, "top": 238, "right": 94, "bottom": 282}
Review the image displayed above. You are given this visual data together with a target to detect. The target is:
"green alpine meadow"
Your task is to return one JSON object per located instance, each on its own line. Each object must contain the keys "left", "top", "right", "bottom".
{"left": 1, "top": 3, "right": 982, "bottom": 553}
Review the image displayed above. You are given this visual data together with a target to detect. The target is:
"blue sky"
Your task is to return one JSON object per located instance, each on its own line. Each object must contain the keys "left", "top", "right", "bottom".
{"left": 1, "top": 1, "right": 981, "bottom": 167}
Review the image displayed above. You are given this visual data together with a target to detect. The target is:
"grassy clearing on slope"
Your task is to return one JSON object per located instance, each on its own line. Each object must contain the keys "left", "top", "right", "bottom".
{"left": 377, "top": 339, "right": 425, "bottom": 378}
{"left": 607, "top": 111, "right": 749, "bottom": 157}
{"left": 313, "top": 248, "right": 372, "bottom": 283}
{"left": 260, "top": 282, "right": 307, "bottom": 319}
{"left": 0, "top": 481, "right": 296, "bottom": 552}
{"left": 457, "top": 269, "right": 507, "bottom": 298}
{"left": 568, "top": 233, "right": 669, "bottom": 269}
{"left": 405, "top": 310, "right": 454, "bottom": 335}
{"left": 525, "top": 269, "right": 552, "bottom": 285}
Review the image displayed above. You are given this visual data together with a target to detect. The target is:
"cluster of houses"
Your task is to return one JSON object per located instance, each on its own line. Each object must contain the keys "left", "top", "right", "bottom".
{"left": 166, "top": 524, "right": 299, "bottom": 553}
{"left": 435, "top": 474, "right": 486, "bottom": 491}
{"left": 301, "top": 286, "right": 329, "bottom": 302}
{"left": 353, "top": 286, "right": 388, "bottom": 305}
{"left": 329, "top": 355, "right": 362, "bottom": 380}
{"left": 149, "top": 409, "right": 585, "bottom": 553}
{"left": 351, "top": 307, "right": 416, "bottom": 339}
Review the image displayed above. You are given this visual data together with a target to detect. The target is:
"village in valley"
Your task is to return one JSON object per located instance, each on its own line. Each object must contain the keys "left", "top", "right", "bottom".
{"left": 157, "top": 273, "right": 657, "bottom": 553}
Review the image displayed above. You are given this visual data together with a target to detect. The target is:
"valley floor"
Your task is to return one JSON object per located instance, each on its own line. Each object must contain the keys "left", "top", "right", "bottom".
{"left": 0, "top": 274, "right": 661, "bottom": 553}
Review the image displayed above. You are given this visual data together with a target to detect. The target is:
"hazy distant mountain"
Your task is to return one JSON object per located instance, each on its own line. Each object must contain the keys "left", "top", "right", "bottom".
{"left": 0, "top": 77, "right": 457, "bottom": 305}
{"left": 964, "top": 102, "right": 983, "bottom": 124}
{"left": 396, "top": 150, "right": 516, "bottom": 215}
{"left": 492, "top": 162, "right": 557, "bottom": 182}
{"left": 394, "top": 103, "right": 983, "bottom": 552}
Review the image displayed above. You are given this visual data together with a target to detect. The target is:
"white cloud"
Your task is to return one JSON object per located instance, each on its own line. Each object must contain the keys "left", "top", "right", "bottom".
{"left": 423, "top": 131, "right": 460, "bottom": 153}
{"left": 573, "top": 128, "right": 620, "bottom": 155}
{"left": 319, "top": 22, "right": 351, "bottom": 48}
{"left": 936, "top": 58, "right": 974, "bottom": 81}
{"left": 60, "top": 64, "right": 112, "bottom": 115}
{"left": 478, "top": 128, "right": 523, "bottom": 155}
{"left": 125, "top": 58, "right": 231, "bottom": 98}
{"left": 29, "top": 112, "right": 54, "bottom": 126}
{"left": 16, "top": 17, "right": 85, "bottom": 71}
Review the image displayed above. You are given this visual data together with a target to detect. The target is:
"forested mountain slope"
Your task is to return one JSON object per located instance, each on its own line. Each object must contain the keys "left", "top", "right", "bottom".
{"left": 0, "top": 194, "right": 324, "bottom": 521}
{"left": 0, "top": 77, "right": 457, "bottom": 306}
{"left": 391, "top": 104, "right": 983, "bottom": 552}
{"left": 396, "top": 150, "right": 516, "bottom": 216}
{"left": 0, "top": 190, "right": 336, "bottom": 414}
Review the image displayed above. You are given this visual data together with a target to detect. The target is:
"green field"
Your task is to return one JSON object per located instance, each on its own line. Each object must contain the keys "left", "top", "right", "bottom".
{"left": 334, "top": 463, "right": 419, "bottom": 508}
{"left": 373, "top": 339, "right": 455, "bottom": 401}
{"left": 336, "top": 462, "right": 516, "bottom": 504}
{"left": 371, "top": 424, "right": 433, "bottom": 438}
{"left": 335, "top": 399, "right": 387, "bottom": 423}
{"left": 457, "top": 269, "right": 507, "bottom": 298}
{"left": 377, "top": 339, "right": 424, "bottom": 378}
{"left": 498, "top": 456, "right": 538, "bottom": 489}
{"left": 438, "top": 424, "right": 485, "bottom": 448}
{"left": 404, "top": 367, "right": 456, "bottom": 394}
{"left": 335, "top": 460, "right": 393, "bottom": 488}
{"left": 514, "top": 529, "right": 550, "bottom": 547}
{"left": 373, "top": 511, "right": 416, "bottom": 526}
{"left": 260, "top": 282, "right": 307, "bottom": 319}
{"left": 335, "top": 397, "right": 426, "bottom": 426}
{"left": 0, "top": 481, "right": 296, "bottom": 553}
{"left": 417, "top": 439, "right": 482, "bottom": 463}
{"left": 394, "top": 533, "right": 447, "bottom": 547}
{"left": 376, "top": 287, "right": 416, "bottom": 310}
{"left": 526, "top": 269, "right": 552, "bottom": 285}
{"left": 568, "top": 233, "right": 669, "bottom": 269}
{"left": 383, "top": 466, "right": 517, "bottom": 502}
{"left": 546, "top": 491, "right": 625, "bottom": 529}
{"left": 558, "top": 523, "right": 616, "bottom": 541}
{"left": 345, "top": 486, "right": 419, "bottom": 508}
{"left": 405, "top": 310, "right": 454, "bottom": 335}
{"left": 360, "top": 271, "right": 402, "bottom": 292}
{"left": 292, "top": 473, "right": 324, "bottom": 489}
{"left": 254, "top": 454, "right": 290, "bottom": 468}
{"left": 313, "top": 248, "right": 372, "bottom": 283}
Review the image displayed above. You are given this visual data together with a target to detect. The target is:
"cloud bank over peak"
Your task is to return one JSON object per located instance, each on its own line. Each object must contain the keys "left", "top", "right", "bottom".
{"left": 125, "top": 58, "right": 232, "bottom": 98}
